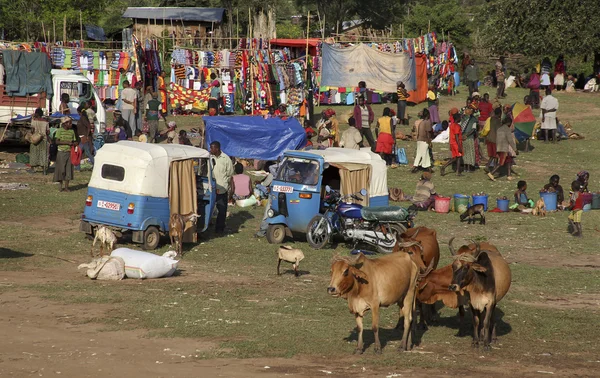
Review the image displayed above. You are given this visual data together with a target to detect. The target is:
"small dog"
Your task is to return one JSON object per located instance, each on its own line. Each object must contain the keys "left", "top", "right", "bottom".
{"left": 532, "top": 198, "right": 547, "bottom": 217}
{"left": 459, "top": 204, "right": 486, "bottom": 225}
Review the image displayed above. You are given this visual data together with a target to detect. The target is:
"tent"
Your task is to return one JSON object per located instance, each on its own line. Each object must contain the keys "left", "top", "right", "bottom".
{"left": 269, "top": 38, "right": 320, "bottom": 56}
{"left": 407, "top": 54, "right": 428, "bottom": 104}
{"left": 203, "top": 116, "right": 307, "bottom": 160}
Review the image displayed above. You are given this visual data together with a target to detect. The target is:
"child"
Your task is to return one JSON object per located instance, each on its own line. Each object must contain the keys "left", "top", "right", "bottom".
{"left": 543, "top": 174, "right": 565, "bottom": 204}
{"left": 514, "top": 180, "right": 533, "bottom": 208}
{"left": 568, "top": 180, "right": 584, "bottom": 237}
{"left": 576, "top": 171, "right": 589, "bottom": 193}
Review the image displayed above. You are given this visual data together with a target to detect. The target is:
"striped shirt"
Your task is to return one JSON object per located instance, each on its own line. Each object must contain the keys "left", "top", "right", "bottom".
{"left": 397, "top": 87, "right": 409, "bottom": 101}
{"left": 412, "top": 180, "right": 436, "bottom": 203}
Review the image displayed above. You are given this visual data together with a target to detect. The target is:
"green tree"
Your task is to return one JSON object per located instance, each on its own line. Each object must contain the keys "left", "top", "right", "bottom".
{"left": 401, "top": 0, "right": 471, "bottom": 50}
{"left": 483, "top": 0, "right": 600, "bottom": 56}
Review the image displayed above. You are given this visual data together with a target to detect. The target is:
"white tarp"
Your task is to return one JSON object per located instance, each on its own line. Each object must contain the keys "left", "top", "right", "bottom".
{"left": 321, "top": 43, "right": 416, "bottom": 93}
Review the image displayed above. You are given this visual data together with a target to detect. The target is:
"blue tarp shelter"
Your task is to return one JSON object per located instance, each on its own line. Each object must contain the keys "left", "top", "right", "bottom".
{"left": 203, "top": 116, "right": 307, "bottom": 160}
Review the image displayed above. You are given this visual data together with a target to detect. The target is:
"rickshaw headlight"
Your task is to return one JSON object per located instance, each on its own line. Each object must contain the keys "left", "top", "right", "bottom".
{"left": 127, "top": 203, "right": 135, "bottom": 214}
{"left": 267, "top": 209, "right": 275, "bottom": 218}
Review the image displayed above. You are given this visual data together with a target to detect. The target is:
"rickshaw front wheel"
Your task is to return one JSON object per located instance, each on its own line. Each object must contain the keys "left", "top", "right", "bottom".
{"left": 266, "top": 224, "right": 286, "bottom": 244}
{"left": 306, "top": 215, "right": 331, "bottom": 249}
{"left": 143, "top": 226, "right": 160, "bottom": 250}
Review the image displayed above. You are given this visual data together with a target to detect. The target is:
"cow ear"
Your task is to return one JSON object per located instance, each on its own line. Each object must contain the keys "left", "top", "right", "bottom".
{"left": 343, "top": 267, "right": 349, "bottom": 276}
{"left": 350, "top": 266, "right": 368, "bottom": 283}
{"left": 472, "top": 263, "right": 487, "bottom": 273}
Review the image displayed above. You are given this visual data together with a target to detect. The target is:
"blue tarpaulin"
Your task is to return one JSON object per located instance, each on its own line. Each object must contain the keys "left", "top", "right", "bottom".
{"left": 203, "top": 116, "right": 307, "bottom": 160}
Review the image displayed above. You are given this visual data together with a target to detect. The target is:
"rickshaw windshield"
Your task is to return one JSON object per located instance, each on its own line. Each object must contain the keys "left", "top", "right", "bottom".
{"left": 275, "top": 157, "right": 319, "bottom": 185}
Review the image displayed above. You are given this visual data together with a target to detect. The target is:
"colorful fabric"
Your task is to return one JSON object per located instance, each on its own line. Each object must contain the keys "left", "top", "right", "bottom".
{"left": 169, "top": 83, "right": 211, "bottom": 109}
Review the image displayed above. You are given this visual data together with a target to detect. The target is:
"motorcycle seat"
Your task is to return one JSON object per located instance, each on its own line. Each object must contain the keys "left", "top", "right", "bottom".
{"left": 361, "top": 206, "right": 409, "bottom": 222}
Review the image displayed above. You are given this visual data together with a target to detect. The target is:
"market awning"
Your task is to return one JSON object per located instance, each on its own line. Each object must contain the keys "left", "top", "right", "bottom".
{"left": 269, "top": 39, "right": 321, "bottom": 48}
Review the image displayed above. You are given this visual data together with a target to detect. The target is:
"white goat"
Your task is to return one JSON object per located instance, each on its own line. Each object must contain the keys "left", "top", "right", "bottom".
{"left": 169, "top": 212, "right": 199, "bottom": 257}
{"left": 91, "top": 226, "right": 117, "bottom": 257}
{"left": 277, "top": 245, "right": 305, "bottom": 277}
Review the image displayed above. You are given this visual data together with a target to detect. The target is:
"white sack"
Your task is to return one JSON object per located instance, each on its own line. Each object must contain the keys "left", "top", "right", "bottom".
{"left": 78, "top": 256, "right": 125, "bottom": 281}
{"left": 111, "top": 248, "right": 179, "bottom": 279}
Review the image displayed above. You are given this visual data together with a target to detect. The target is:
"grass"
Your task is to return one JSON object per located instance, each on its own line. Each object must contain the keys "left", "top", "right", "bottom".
{"left": 1, "top": 85, "right": 600, "bottom": 373}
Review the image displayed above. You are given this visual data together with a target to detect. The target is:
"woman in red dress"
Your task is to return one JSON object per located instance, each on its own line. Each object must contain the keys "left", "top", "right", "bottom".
{"left": 441, "top": 109, "right": 464, "bottom": 176}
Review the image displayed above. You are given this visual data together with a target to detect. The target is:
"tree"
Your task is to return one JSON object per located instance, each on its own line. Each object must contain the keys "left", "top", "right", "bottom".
{"left": 354, "top": 0, "right": 406, "bottom": 30}
{"left": 295, "top": 0, "right": 358, "bottom": 37}
{"left": 401, "top": 0, "right": 471, "bottom": 50}
{"left": 483, "top": 0, "right": 600, "bottom": 56}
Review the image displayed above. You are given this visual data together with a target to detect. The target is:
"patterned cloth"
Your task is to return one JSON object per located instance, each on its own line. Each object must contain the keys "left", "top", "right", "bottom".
{"left": 462, "top": 137, "right": 475, "bottom": 166}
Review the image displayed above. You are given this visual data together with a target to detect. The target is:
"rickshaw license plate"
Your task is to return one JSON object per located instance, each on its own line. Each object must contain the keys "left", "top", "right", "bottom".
{"left": 273, "top": 185, "right": 293, "bottom": 193}
{"left": 97, "top": 201, "right": 121, "bottom": 211}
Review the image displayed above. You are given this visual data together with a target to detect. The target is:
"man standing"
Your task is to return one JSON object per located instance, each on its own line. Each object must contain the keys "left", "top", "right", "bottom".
{"left": 120, "top": 80, "right": 137, "bottom": 137}
{"left": 495, "top": 57, "right": 506, "bottom": 98}
{"left": 465, "top": 60, "right": 479, "bottom": 96}
{"left": 134, "top": 81, "right": 144, "bottom": 133}
{"left": 210, "top": 141, "right": 234, "bottom": 234}
{"left": 540, "top": 87, "right": 559, "bottom": 143}
{"left": 145, "top": 92, "right": 162, "bottom": 143}
{"left": 396, "top": 81, "right": 409, "bottom": 125}
{"left": 352, "top": 96, "right": 375, "bottom": 152}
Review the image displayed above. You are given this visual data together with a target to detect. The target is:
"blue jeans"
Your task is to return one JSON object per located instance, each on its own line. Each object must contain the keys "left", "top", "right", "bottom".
{"left": 557, "top": 122, "right": 568, "bottom": 138}
{"left": 79, "top": 142, "right": 94, "bottom": 164}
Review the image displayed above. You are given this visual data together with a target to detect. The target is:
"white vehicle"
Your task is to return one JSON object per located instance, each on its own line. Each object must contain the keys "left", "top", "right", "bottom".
{"left": 0, "top": 69, "right": 106, "bottom": 144}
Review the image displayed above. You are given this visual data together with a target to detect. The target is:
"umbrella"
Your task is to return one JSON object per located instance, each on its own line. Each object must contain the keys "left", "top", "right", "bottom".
{"left": 510, "top": 103, "right": 536, "bottom": 143}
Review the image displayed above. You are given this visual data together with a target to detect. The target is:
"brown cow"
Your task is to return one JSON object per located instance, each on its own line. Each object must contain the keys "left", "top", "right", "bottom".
{"left": 449, "top": 250, "right": 499, "bottom": 350}
{"left": 448, "top": 238, "right": 512, "bottom": 303}
{"left": 327, "top": 252, "right": 419, "bottom": 354}
{"left": 396, "top": 227, "right": 440, "bottom": 328}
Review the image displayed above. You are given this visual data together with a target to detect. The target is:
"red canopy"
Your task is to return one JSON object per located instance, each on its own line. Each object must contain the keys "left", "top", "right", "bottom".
{"left": 270, "top": 38, "right": 321, "bottom": 48}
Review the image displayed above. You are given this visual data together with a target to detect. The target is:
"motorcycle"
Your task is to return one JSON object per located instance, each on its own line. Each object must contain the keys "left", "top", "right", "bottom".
{"left": 306, "top": 186, "right": 416, "bottom": 253}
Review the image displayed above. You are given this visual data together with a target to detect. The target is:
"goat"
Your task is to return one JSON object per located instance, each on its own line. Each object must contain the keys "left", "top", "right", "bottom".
{"left": 91, "top": 226, "right": 117, "bottom": 257}
{"left": 169, "top": 212, "right": 199, "bottom": 257}
{"left": 459, "top": 204, "right": 486, "bottom": 225}
{"left": 277, "top": 245, "right": 305, "bottom": 277}
{"left": 532, "top": 198, "right": 546, "bottom": 216}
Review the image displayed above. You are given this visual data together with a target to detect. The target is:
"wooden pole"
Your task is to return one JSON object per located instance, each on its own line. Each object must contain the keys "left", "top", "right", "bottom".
{"left": 428, "top": 20, "right": 430, "bottom": 34}
{"left": 249, "top": 8, "right": 254, "bottom": 113}
{"left": 41, "top": 22, "right": 47, "bottom": 44}
{"left": 53, "top": 19, "right": 56, "bottom": 44}
{"left": 305, "top": 10, "right": 310, "bottom": 83}
{"left": 63, "top": 15, "right": 67, "bottom": 43}
{"left": 236, "top": 8, "right": 239, "bottom": 41}
{"left": 79, "top": 11, "right": 83, "bottom": 41}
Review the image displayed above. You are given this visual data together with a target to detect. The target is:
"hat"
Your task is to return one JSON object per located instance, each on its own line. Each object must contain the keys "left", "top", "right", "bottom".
{"left": 60, "top": 116, "right": 71, "bottom": 124}
{"left": 422, "top": 172, "right": 432, "bottom": 181}
{"left": 449, "top": 107, "right": 459, "bottom": 115}
{"left": 472, "top": 92, "right": 481, "bottom": 97}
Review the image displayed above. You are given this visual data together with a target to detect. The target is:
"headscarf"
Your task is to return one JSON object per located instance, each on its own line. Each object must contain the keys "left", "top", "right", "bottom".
{"left": 577, "top": 171, "right": 589, "bottom": 181}
{"left": 60, "top": 116, "right": 71, "bottom": 125}
{"left": 167, "top": 121, "right": 177, "bottom": 129}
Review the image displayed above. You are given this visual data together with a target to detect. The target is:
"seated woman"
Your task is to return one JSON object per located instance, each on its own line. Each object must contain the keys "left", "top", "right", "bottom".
{"left": 576, "top": 171, "right": 589, "bottom": 193}
{"left": 231, "top": 163, "right": 252, "bottom": 202}
{"left": 402, "top": 172, "right": 437, "bottom": 211}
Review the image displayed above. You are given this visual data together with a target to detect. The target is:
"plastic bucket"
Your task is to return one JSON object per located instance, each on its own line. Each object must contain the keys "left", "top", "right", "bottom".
{"left": 454, "top": 194, "right": 470, "bottom": 213}
{"left": 539, "top": 191, "right": 557, "bottom": 211}
{"left": 497, "top": 199, "right": 510, "bottom": 212}
{"left": 435, "top": 196, "right": 451, "bottom": 213}
{"left": 582, "top": 193, "right": 593, "bottom": 212}
{"left": 592, "top": 193, "right": 600, "bottom": 209}
{"left": 472, "top": 195, "right": 489, "bottom": 211}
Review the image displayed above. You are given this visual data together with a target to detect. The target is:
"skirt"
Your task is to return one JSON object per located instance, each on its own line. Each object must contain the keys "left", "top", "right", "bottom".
{"left": 53, "top": 150, "right": 74, "bottom": 182}
{"left": 397, "top": 100, "right": 407, "bottom": 120}
{"left": 413, "top": 141, "right": 432, "bottom": 168}
{"left": 462, "top": 137, "right": 476, "bottom": 166}
{"left": 29, "top": 139, "right": 47, "bottom": 167}
{"left": 486, "top": 141, "right": 497, "bottom": 159}
{"left": 428, "top": 105, "right": 441, "bottom": 123}
{"left": 375, "top": 132, "right": 394, "bottom": 154}
{"left": 554, "top": 73, "right": 565, "bottom": 86}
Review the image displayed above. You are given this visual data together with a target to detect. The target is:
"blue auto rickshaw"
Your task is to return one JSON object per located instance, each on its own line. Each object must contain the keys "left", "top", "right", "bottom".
{"left": 80, "top": 141, "right": 216, "bottom": 250}
{"left": 264, "top": 147, "right": 409, "bottom": 244}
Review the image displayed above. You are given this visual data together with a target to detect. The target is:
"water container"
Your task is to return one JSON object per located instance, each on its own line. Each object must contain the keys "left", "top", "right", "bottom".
{"left": 582, "top": 192, "right": 593, "bottom": 212}
{"left": 539, "top": 191, "right": 557, "bottom": 211}
{"left": 435, "top": 196, "right": 451, "bottom": 213}
{"left": 592, "top": 193, "right": 600, "bottom": 209}
{"left": 472, "top": 194, "right": 489, "bottom": 211}
{"left": 453, "top": 194, "right": 470, "bottom": 213}
{"left": 497, "top": 198, "right": 510, "bottom": 212}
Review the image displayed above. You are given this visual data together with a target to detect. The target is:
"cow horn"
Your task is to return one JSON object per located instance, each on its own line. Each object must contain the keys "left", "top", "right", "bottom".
{"left": 469, "top": 240, "right": 481, "bottom": 257}
{"left": 419, "top": 258, "right": 435, "bottom": 279}
{"left": 412, "top": 227, "right": 420, "bottom": 239}
{"left": 397, "top": 240, "right": 421, "bottom": 248}
{"left": 448, "top": 237, "right": 457, "bottom": 256}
